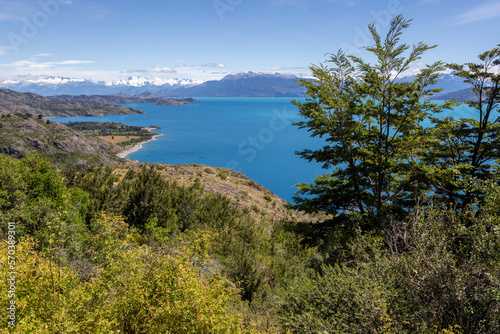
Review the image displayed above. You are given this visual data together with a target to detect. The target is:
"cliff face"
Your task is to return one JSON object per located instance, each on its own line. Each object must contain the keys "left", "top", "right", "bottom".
{"left": 0, "top": 89, "right": 145, "bottom": 117}
{"left": 0, "top": 111, "right": 123, "bottom": 167}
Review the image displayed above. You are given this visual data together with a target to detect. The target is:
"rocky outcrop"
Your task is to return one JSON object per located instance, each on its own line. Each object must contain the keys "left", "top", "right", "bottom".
{"left": 0, "top": 112, "right": 123, "bottom": 166}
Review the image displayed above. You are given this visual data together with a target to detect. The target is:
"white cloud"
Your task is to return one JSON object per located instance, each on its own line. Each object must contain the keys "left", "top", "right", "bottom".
{"left": 0, "top": 46, "right": 13, "bottom": 56}
{"left": 125, "top": 67, "right": 177, "bottom": 74}
{"left": 1, "top": 59, "right": 95, "bottom": 70}
{"left": 200, "top": 63, "right": 225, "bottom": 68}
{"left": 31, "top": 53, "right": 52, "bottom": 57}
{"left": 451, "top": 2, "right": 500, "bottom": 25}
{"left": 59, "top": 60, "right": 94, "bottom": 65}
{"left": 264, "top": 66, "right": 307, "bottom": 71}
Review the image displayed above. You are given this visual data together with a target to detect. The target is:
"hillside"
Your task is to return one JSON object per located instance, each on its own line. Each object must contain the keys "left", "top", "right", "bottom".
{"left": 0, "top": 111, "right": 123, "bottom": 166}
{"left": 115, "top": 163, "right": 320, "bottom": 223}
{"left": 0, "top": 89, "right": 145, "bottom": 117}
{"left": 429, "top": 88, "right": 476, "bottom": 102}
{"left": 48, "top": 92, "right": 165, "bottom": 103}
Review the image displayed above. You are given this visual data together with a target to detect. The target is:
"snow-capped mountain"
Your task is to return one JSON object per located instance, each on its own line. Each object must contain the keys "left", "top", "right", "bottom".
{"left": 0, "top": 75, "right": 201, "bottom": 96}
{"left": 108, "top": 76, "right": 201, "bottom": 88}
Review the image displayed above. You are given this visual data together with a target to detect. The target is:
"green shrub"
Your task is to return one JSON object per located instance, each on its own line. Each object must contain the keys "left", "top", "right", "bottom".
{"left": 0, "top": 233, "right": 255, "bottom": 334}
{"left": 276, "top": 235, "right": 393, "bottom": 334}
{"left": 218, "top": 171, "right": 228, "bottom": 180}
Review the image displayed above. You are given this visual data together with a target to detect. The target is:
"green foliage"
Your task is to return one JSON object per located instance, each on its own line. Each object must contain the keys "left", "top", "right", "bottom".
{"left": 0, "top": 238, "right": 82, "bottom": 333}
{"left": 278, "top": 265, "right": 393, "bottom": 334}
{"left": 62, "top": 164, "right": 118, "bottom": 214}
{"left": 427, "top": 46, "right": 500, "bottom": 204}
{"left": 387, "top": 180, "right": 500, "bottom": 333}
{"left": 21, "top": 154, "right": 66, "bottom": 206}
{"left": 0, "top": 154, "right": 82, "bottom": 250}
{"left": 65, "top": 121, "right": 157, "bottom": 147}
{"left": 218, "top": 171, "right": 229, "bottom": 180}
{"left": 0, "top": 234, "right": 254, "bottom": 333}
{"left": 289, "top": 21, "right": 500, "bottom": 332}
{"left": 293, "top": 15, "right": 454, "bottom": 230}
{"left": 278, "top": 182, "right": 500, "bottom": 332}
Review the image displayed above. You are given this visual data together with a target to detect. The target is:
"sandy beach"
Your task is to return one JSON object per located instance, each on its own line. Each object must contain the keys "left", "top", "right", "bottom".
{"left": 117, "top": 128, "right": 162, "bottom": 159}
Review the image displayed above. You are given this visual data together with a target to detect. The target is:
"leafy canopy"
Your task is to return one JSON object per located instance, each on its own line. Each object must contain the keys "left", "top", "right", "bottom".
{"left": 293, "top": 15, "right": 454, "bottom": 230}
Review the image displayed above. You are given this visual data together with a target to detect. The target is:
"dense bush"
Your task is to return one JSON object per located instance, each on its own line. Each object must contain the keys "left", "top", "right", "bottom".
{"left": 276, "top": 180, "right": 500, "bottom": 333}
{"left": 2, "top": 153, "right": 499, "bottom": 333}
{"left": 0, "top": 227, "right": 254, "bottom": 333}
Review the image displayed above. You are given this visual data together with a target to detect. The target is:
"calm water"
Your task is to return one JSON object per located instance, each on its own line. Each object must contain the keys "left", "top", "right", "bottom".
{"left": 51, "top": 98, "right": 476, "bottom": 202}
{"left": 51, "top": 98, "right": 326, "bottom": 202}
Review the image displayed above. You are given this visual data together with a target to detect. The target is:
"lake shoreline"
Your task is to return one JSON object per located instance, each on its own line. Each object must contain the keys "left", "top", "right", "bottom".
{"left": 117, "top": 127, "right": 162, "bottom": 159}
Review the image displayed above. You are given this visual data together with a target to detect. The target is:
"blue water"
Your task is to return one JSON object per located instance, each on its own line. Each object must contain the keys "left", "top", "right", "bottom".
{"left": 50, "top": 98, "right": 477, "bottom": 203}
{"left": 51, "top": 98, "right": 326, "bottom": 202}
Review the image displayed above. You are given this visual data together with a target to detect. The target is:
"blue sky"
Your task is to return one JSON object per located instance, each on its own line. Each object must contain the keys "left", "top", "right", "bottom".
{"left": 0, "top": 0, "right": 498, "bottom": 82}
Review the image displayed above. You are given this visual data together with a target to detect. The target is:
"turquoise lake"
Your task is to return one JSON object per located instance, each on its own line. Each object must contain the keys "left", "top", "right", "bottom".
{"left": 50, "top": 98, "right": 475, "bottom": 203}
{"left": 51, "top": 98, "right": 326, "bottom": 203}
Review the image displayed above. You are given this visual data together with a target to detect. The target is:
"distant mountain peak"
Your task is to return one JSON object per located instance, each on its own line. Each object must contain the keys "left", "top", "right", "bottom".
{"left": 0, "top": 75, "right": 203, "bottom": 96}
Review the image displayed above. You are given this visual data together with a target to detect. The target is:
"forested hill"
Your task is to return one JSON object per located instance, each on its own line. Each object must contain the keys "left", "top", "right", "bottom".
{"left": 47, "top": 92, "right": 166, "bottom": 103}
{"left": 0, "top": 89, "right": 144, "bottom": 117}
{"left": 429, "top": 88, "right": 476, "bottom": 102}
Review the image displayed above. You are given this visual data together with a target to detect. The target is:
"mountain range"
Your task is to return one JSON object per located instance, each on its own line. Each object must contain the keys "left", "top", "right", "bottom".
{"left": 0, "top": 73, "right": 307, "bottom": 97}
{"left": 48, "top": 92, "right": 197, "bottom": 105}
{"left": 0, "top": 76, "right": 200, "bottom": 96}
{"left": 428, "top": 88, "right": 476, "bottom": 102}
{"left": 0, "top": 72, "right": 472, "bottom": 98}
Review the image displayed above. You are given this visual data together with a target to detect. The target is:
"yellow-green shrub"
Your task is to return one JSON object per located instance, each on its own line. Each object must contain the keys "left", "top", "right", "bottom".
{"left": 1, "top": 215, "right": 257, "bottom": 333}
